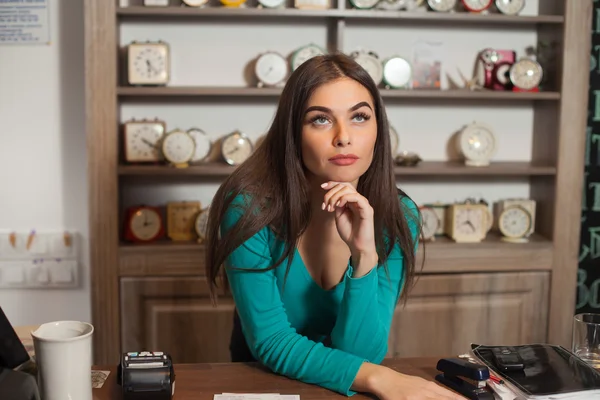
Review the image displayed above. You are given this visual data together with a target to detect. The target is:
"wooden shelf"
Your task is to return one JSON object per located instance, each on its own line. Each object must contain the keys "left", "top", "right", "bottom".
{"left": 118, "top": 162, "right": 557, "bottom": 178}
{"left": 117, "top": 7, "right": 564, "bottom": 25}
{"left": 118, "top": 232, "right": 553, "bottom": 277}
{"left": 117, "top": 86, "right": 561, "bottom": 101}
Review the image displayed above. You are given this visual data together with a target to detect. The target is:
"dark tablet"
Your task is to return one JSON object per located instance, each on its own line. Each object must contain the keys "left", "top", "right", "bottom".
{"left": 0, "top": 307, "right": 31, "bottom": 369}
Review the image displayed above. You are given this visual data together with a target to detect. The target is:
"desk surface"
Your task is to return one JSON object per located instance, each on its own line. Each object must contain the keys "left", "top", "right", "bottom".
{"left": 93, "top": 358, "right": 441, "bottom": 400}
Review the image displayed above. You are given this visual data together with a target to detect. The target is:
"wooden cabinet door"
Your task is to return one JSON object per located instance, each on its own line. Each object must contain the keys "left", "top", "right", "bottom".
{"left": 120, "top": 276, "right": 234, "bottom": 363}
{"left": 387, "top": 272, "right": 550, "bottom": 358}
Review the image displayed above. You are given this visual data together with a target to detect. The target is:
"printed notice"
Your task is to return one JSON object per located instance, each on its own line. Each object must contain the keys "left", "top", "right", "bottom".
{"left": 0, "top": 0, "right": 50, "bottom": 45}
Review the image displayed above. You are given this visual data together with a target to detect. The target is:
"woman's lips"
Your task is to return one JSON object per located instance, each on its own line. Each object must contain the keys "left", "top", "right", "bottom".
{"left": 329, "top": 154, "right": 358, "bottom": 166}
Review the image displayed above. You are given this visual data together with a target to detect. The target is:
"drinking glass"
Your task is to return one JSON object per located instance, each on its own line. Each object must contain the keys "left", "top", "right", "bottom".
{"left": 572, "top": 313, "right": 600, "bottom": 369}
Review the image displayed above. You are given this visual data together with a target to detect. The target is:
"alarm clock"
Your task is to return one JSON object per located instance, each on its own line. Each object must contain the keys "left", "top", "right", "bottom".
{"left": 382, "top": 56, "right": 412, "bottom": 89}
{"left": 123, "top": 206, "right": 164, "bottom": 243}
{"left": 476, "top": 48, "right": 516, "bottom": 91}
{"left": 118, "top": 351, "right": 175, "bottom": 400}
{"left": 427, "top": 0, "right": 457, "bottom": 12}
{"left": 428, "top": 202, "right": 448, "bottom": 235}
{"left": 351, "top": 50, "right": 383, "bottom": 86}
{"left": 350, "top": 0, "right": 379, "bottom": 9}
{"left": 195, "top": 207, "right": 210, "bottom": 244}
{"left": 389, "top": 123, "right": 400, "bottom": 156}
{"left": 127, "top": 41, "right": 170, "bottom": 86}
{"left": 123, "top": 119, "right": 166, "bottom": 163}
{"left": 258, "top": 0, "right": 286, "bottom": 8}
{"left": 419, "top": 206, "right": 439, "bottom": 241}
{"left": 493, "top": 198, "right": 536, "bottom": 241}
{"left": 167, "top": 201, "right": 201, "bottom": 241}
{"left": 294, "top": 0, "right": 330, "bottom": 9}
{"left": 461, "top": 0, "right": 492, "bottom": 12}
{"left": 182, "top": 0, "right": 209, "bottom": 6}
{"left": 445, "top": 203, "right": 488, "bottom": 243}
{"left": 161, "top": 129, "right": 196, "bottom": 168}
{"left": 291, "top": 44, "right": 326, "bottom": 71}
{"left": 255, "top": 51, "right": 288, "bottom": 87}
{"left": 221, "top": 131, "right": 254, "bottom": 166}
{"left": 377, "top": 0, "right": 407, "bottom": 10}
{"left": 495, "top": 0, "right": 524, "bottom": 15}
{"left": 457, "top": 122, "right": 497, "bottom": 167}
{"left": 509, "top": 58, "right": 543, "bottom": 92}
{"left": 220, "top": 0, "right": 247, "bottom": 7}
{"left": 187, "top": 128, "right": 212, "bottom": 164}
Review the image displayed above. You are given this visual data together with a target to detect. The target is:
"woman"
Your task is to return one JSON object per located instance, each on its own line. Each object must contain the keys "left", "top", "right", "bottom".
{"left": 205, "top": 53, "right": 461, "bottom": 400}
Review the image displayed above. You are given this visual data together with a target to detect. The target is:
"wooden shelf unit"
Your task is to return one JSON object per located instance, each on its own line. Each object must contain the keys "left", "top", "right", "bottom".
{"left": 85, "top": 0, "right": 593, "bottom": 365}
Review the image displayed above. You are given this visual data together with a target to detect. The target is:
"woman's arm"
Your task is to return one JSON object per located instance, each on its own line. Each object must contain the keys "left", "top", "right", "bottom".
{"left": 329, "top": 196, "right": 420, "bottom": 362}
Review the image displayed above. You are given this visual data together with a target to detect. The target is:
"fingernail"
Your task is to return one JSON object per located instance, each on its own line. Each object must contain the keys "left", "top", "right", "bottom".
{"left": 321, "top": 182, "right": 328, "bottom": 188}
{"left": 328, "top": 204, "right": 332, "bottom": 211}
{"left": 322, "top": 202, "right": 326, "bottom": 210}
{"left": 336, "top": 201, "right": 340, "bottom": 207}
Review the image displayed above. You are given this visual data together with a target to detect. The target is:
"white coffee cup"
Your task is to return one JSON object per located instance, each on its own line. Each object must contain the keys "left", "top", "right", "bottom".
{"left": 31, "top": 321, "right": 94, "bottom": 400}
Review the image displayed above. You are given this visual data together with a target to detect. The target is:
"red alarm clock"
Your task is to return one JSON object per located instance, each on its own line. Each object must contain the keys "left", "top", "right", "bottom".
{"left": 476, "top": 48, "right": 516, "bottom": 91}
{"left": 124, "top": 205, "right": 165, "bottom": 243}
{"left": 461, "top": 0, "right": 492, "bottom": 12}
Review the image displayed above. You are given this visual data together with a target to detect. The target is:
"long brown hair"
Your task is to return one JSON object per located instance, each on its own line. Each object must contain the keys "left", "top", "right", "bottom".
{"left": 205, "top": 52, "right": 423, "bottom": 304}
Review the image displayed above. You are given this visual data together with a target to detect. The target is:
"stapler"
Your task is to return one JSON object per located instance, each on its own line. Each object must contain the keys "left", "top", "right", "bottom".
{"left": 435, "top": 357, "right": 494, "bottom": 400}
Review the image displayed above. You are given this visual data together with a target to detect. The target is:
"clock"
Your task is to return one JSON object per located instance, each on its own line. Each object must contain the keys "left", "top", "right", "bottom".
{"left": 350, "top": 0, "right": 379, "bottom": 9}
{"left": 476, "top": 48, "right": 516, "bottom": 91}
{"left": 294, "top": 0, "right": 330, "bottom": 9}
{"left": 258, "top": 0, "right": 286, "bottom": 8}
{"left": 427, "top": 0, "right": 457, "bottom": 12}
{"left": 382, "top": 56, "right": 412, "bottom": 89}
{"left": 493, "top": 198, "right": 536, "bottom": 240}
{"left": 428, "top": 203, "right": 448, "bottom": 235}
{"left": 389, "top": 123, "right": 399, "bottom": 156}
{"left": 162, "top": 129, "right": 196, "bottom": 168}
{"left": 167, "top": 201, "right": 201, "bottom": 241}
{"left": 457, "top": 121, "right": 497, "bottom": 167}
{"left": 445, "top": 203, "right": 488, "bottom": 243}
{"left": 377, "top": 0, "right": 407, "bottom": 10}
{"left": 255, "top": 51, "right": 289, "bottom": 87}
{"left": 195, "top": 207, "right": 210, "bottom": 244}
{"left": 221, "top": 131, "right": 254, "bottom": 166}
{"left": 127, "top": 41, "right": 170, "bottom": 86}
{"left": 187, "top": 128, "right": 212, "bottom": 164}
{"left": 509, "top": 58, "right": 543, "bottom": 92}
{"left": 351, "top": 50, "right": 383, "bottom": 86}
{"left": 182, "top": 0, "right": 209, "bottom": 5}
{"left": 124, "top": 206, "right": 164, "bottom": 243}
{"left": 220, "top": 0, "right": 247, "bottom": 7}
{"left": 419, "top": 206, "right": 439, "bottom": 241}
{"left": 495, "top": 0, "right": 524, "bottom": 15}
{"left": 498, "top": 205, "right": 532, "bottom": 243}
{"left": 123, "top": 119, "right": 165, "bottom": 163}
{"left": 461, "top": 0, "right": 492, "bottom": 12}
{"left": 291, "top": 44, "right": 326, "bottom": 71}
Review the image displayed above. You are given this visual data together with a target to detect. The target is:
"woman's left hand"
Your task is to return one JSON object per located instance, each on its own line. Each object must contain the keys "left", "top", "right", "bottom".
{"left": 321, "top": 181, "right": 378, "bottom": 268}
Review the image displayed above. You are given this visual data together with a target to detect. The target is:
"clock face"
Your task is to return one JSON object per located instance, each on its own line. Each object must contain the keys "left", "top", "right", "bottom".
{"left": 389, "top": 124, "right": 399, "bottom": 155}
{"left": 420, "top": 207, "right": 439, "bottom": 240}
{"left": 453, "top": 206, "right": 485, "bottom": 238}
{"left": 353, "top": 53, "right": 383, "bottom": 85}
{"left": 130, "top": 208, "right": 162, "bottom": 241}
{"left": 168, "top": 202, "right": 200, "bottom": 241}
{"left": 258, "top": 0, "right": 285, "bottom": 7}
{"left": 383, "top": 57, "right": 412, "bottom": 88}
{"left": 499, "top": 206, "right": 531, "bottom": 238}
{"left": 162, "top": 131, "right": 196, "bottom": 165}
{"left": 255, "top": 52, "right": 288, "bottom": 86}
{"left": 351, "top": 0, "right": 379, "bottom": 9}
{"left": 124, "top": 122, "right": 165, "bottom": 162}
{"left": 459, "top": 123, "right": 496, "bottom": 164}
{"left": 510, "top": 59, "right": 543, "bottom": 90}
{"left": 292, "top": 45, "right": 325, "bottom": 71}
{"left": 462, "top": 0, "right": 492, "bottom": 12}
{"left": 427, "top": 0, "right": 457, "bottom": 12}
{"left": 187, "top": 128, "right": 212, "bottom": 163}
{"left": 495, "top": 0, "right": 524, "bottom": 15}
{"left": 128, "top": 43, "right": 169, "bottom": 85}
{"left": 432, "top": 205, "right": 446, "bottom": 235}
{"left": 195, "top": 209, "right": 210, "bottom": 239}
{"left": 222, "top": 132, "right": 254, "bottom": 166}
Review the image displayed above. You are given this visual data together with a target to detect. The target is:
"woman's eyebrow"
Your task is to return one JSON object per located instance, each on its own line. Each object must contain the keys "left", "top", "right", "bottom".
{"left": 304, "top": 102, "right": 373, "bottom": 114}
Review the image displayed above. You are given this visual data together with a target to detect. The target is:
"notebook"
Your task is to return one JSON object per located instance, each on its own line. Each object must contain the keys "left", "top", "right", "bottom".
{"left": 470, "top": 343, "right": 600, "bottom": 399}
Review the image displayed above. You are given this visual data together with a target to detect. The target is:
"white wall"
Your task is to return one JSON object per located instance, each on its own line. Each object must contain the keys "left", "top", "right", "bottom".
{"left": 0, "top": 0, "right": 89, "bottom": 326}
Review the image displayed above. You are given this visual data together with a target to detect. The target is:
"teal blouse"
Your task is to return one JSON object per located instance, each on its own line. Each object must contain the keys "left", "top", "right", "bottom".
{"left": 220, "top": 194, "right": 419, "bottom": 396}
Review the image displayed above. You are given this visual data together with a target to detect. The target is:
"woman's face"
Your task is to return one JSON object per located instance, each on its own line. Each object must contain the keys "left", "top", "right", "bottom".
{"left": 301, "top": 77, "right": 378, "bottom": 186}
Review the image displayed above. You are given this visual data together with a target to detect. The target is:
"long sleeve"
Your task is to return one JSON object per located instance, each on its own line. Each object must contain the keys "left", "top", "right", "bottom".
{"left": 220, "top": 197, "right": 367, "bottom": 396}
{"left": 329, "top": 196, "right": 420, "bottom": 362}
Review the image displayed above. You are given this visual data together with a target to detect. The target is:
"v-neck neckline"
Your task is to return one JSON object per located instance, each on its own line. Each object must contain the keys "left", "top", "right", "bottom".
{"left": 293, "top": 247, "right": 346, "bottom": 293}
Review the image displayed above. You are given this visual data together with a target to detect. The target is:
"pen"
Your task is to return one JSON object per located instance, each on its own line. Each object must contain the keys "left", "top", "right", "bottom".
{"left": 489, "top": 375, "right": 504, "bottom": 385}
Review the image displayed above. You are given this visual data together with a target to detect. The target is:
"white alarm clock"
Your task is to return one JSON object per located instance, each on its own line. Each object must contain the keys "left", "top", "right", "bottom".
{"left": 195, "top": 207, "right": 210, "bottom": 243}
{"left": 221, "top": 131, "right": 254, "bottom": 166}
{"left": 427, "top": 0, "right": 457, "bottom": 11}
{"left": 255, "top": 51, "right": 289, "bottom": 87}
{"left": 389, "top": 123, "right": 400, "bottom": 156}
{"left": 495, "top": 0, "right": 524, "bottom": 15}
{"left": 350, "top": 0, "right": 379, "bottom": 9}
{"left": 351, "top": 50, "right": 383, "bottom": 86}
{"left": 123, "top": 119, "right": 166, "bottom": 163}
{"left": 187, "top": 128, "right": 212, "bottom": 164}
{"left": 258, "top": 0, "right": 286, "bottom": 8}
{"left": 382, "top": 57, "right": 412, "bottom": 89}
{"left": 510, "top": 58, "right": 543, "bottom": 91}
{"left": 461, "top": 0, "right": 492, "bottom": 12}
{"left": 498, "top": 205, "right": 532, "bottom": 243}
{"left": 419, "top": 206, "right": 440, "bottom": 241}
{"left": 182, "top": 0, "right": 209, "bottom": 6}
{"left": 161, "top": 129, "right": 196, "bottom": 168}
{"left": 457, "top": 122, "right": 497, "bottom": 167}
{"left": 127, "top": 41, "right": 170, "bottom": 86}
{"left": 291, "top": 44, "right": 326, "bottom": 71}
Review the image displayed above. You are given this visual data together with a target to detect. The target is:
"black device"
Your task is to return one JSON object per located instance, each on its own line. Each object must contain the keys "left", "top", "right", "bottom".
{"left": 117, "top": 351, "right": 175, "bottom": 400}
{"left": 0, "top": 307, "right": 31, "bottom": 369}
{"left": 435, "top": 358, "right": 494, "bottom": 400}
{"left": 491, "top": 346, "right": 525, "bottom": 372}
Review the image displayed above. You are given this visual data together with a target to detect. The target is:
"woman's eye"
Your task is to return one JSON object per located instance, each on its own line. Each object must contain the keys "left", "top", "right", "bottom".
{"left": 313, "top": 117, "right": 329, "bottom": 125}
{"left": 352, "top": 114, "right": 369, "bottom": 123}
